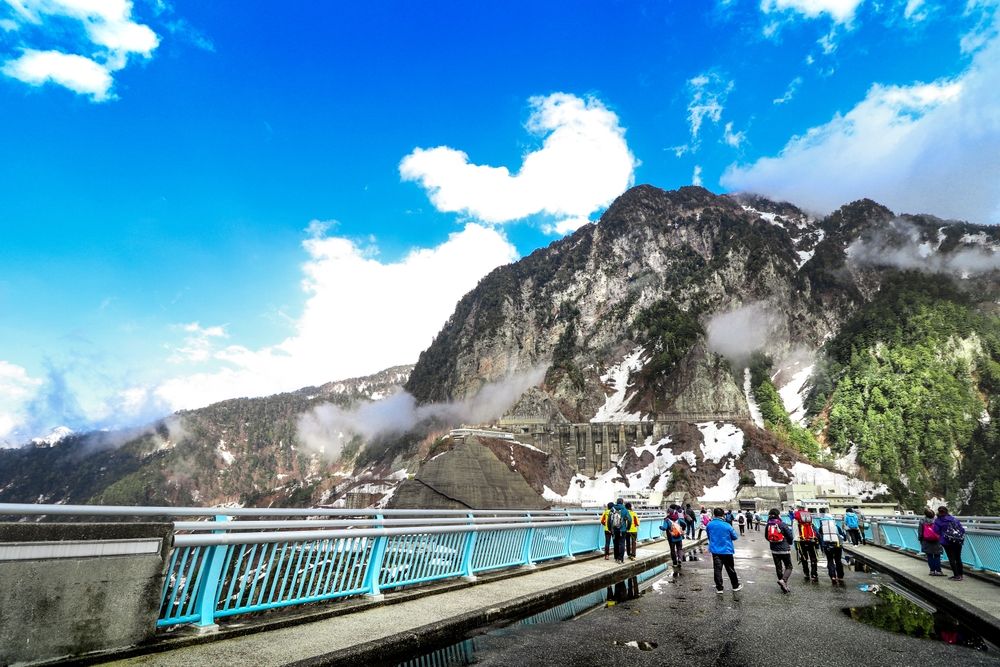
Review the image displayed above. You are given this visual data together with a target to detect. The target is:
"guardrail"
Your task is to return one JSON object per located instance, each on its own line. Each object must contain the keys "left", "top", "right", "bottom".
{"left": 872, "top": 518, "right": 1000, "bottom": 575}
{"left": 0, "top": 504, "right": 666, "bottom": 629}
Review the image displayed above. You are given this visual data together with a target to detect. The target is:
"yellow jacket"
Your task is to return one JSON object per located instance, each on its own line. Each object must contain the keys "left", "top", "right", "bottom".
{"left": 600, "top": 509, "right": 611, "bottom": 532}
{"left": 628, "top": 510, "right": 639, "bottom": 534}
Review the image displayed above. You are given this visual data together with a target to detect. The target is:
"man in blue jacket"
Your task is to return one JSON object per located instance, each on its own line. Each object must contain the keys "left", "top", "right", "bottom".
{"left": 705, "top": 507, "right": 742, "bottom": 594}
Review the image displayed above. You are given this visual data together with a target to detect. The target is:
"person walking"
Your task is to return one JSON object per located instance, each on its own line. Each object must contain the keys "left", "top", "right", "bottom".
{"left": 817, "top": 508, "right": 846, "bottom": 586}
{"left": 661, "top": 511, "right": 687, "bottom": 567}
{"left": 843, "top": 507, "right": 862, "bottom": 546}
{"left": 684, "top": 503, "right": 697, "bottom": 539}
{"left": 706, "top": 508, "right": 742, "bottom": 595}
{"left": 933, "top": 506, "right": 966, "bottom": 581}
{"left": 793, "top": 504, "right": 819, "bottom": 583}
{"left": 725, "top": 509, "right": 734, "bottom": 525}
{"left": 765, "top": 508, "right": 794, "bottom": 593}
{"left": 600, "top": 502, "right": 614, "bottom": 560}
{"left": 697, "top": 508, "right": 710, "bottom": 540}
{"left": 737, "top": 512, "right": 746, "bottom": 535}
{"left": 608, "top": 498, "right": 632, "bottom": 564}
{"left": 918, "top": 508, "right": 944, "bottom": 576}
{"left": 625, "top": 502, "right": 640, "bottom": 561}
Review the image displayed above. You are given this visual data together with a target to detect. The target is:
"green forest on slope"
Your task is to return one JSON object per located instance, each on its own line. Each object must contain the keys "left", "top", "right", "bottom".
{"left": 807, "top": 274, "right": 1000, "bottom": 511}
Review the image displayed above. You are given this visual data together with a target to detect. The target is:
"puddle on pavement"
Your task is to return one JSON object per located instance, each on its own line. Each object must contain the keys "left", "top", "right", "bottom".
{"left": 395, "top": 563, "right": 668, "bottom": 667}
{"left": 843, "top": 584, "right": 994, "bottom": 653}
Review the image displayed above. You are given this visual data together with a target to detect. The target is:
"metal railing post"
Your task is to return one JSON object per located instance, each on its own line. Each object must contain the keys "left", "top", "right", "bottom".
{"left": 563, "top": 510, "right": 575, "bottom": 559}
{"left": 521, "top": 513, "right": 536, "bottom": 567}
{"left": 362, "top": 514, "right": 388, "bottom": 599}
{"left": 460, "top": 512, "right": 478, "bottom": 580}
{"left": 965, "top": 535, "right": 984, "bottom": 570}
{"left": 194, "top": 514, "right": 231, "bottom": 629}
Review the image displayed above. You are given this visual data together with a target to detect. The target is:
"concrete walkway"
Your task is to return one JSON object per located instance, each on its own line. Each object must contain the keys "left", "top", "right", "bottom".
{"left": 845, "top": 543, "right": 1000, "bottom": 635}
{"left": 100, "top": 537, "right": 693, "bottom": 667}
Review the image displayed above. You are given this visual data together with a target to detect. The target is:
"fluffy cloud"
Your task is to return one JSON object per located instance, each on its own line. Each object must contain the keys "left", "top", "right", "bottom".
{"left": 2, "top": 49, "right": 113, "bottom": 100}
{"left": 152, "top": 223, "right": 518, "bottom": 412}
{"left": 1, "top": 0, "right": 159, "bottom": 100}
{"left": 722, "top": 23, "right": 1000, "bottom": 224}
{"left": 0, "top": 361, "right": 42, "bottom": 441}
{"left": 399, "top": 93, "right": 637, "bottom": 233}
{"left": 760, "top": 0, "right": 865, "bottom": 24}
{"left": 692, "top": 165, "right": 703, "bottom": 186}
{"left": 673, "top": 72, "right": 735, "bottom": 157}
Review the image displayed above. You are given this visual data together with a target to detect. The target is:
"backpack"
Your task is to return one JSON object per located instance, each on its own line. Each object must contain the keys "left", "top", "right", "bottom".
{"left": 766, "top": 522, "right": 786, "bottom": 543}
{"left": 820, "top": 519, "right": 840, "bottom": 545}
{"left": 798, "top": 518, "right": 817, "bottom": 541}
{"left": 701, "top": 514, "right": 711, "bottom": 526}
{"left": 942, "top": 519, "right": 965, "bottom": 544}
{"left": 669, "top": 520, "right": 684, "bottom": 538}
{"left": 609, "top": 509, "right": 624, "bottom": 531}
{"left": 797, "top": 509, "right": 813, "bottom": 524}
{"left": 738, "top": 514, "right": 745, "bottom": 525}
{"left": 921, "top": 522, "right": 940, "bottom": 542}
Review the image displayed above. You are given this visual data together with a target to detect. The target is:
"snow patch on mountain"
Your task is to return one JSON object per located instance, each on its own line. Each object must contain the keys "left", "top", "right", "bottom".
{"left": 591, "top": 347, "right": 645, "bottom": 422}
{"left": 776, "top": 364, "right": 813, "bottom": 425}
{"left": 30, "top": 426, "right": 73, "bottom": 447}
{"left": 698, "top": 460, "right": 740, "bottom": 502}
{"left": 216, "top": 439, "right": 235, "bottom": 465}
{"left": 788, "top": 461, "right": 887, "bottom": 498}
{"left": 697, "top": 422, "right": 744, "bottom": 463}
{"left": 743, "top": 368, "right": 764, "bottom": 428}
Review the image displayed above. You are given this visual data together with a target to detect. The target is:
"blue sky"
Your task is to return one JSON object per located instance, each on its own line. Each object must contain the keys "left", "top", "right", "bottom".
{"left": 1, "top": 0, "right": 998, "bottom": 442}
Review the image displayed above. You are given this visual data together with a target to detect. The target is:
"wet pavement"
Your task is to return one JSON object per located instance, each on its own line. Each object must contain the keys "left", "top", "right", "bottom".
{"left": 448, "top": 528, "right": 1000, "bottom": 667}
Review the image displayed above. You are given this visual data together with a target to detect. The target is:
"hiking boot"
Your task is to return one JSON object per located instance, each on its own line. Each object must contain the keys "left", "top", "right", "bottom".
{"left": 777, "top": 579, "right": 789, "bottom": 593}
{"left": 716, "top": 588, "right": 725, "bottom": 594}
{"left": 948, "top": 575, "right": 964, "bottom": 581}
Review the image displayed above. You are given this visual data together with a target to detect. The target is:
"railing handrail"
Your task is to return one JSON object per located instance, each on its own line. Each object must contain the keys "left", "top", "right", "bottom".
{"left": 0, "top": 502, "right": 666, "bottom": 519}
{"left": 173, "top": 517, "right": 611, "bottom": 547}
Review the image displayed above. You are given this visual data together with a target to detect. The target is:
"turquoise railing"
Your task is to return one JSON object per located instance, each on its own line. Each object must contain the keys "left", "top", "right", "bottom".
{"left": 153, "top": 508, "right": 665, "bottom": 627}
{"left": 873, "top": 518, "right": 1000, "bottom": 575}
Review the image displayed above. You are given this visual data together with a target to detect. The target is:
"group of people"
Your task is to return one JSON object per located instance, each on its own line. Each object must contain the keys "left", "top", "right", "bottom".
{"left": 917, "top": 506, "right": 968, "bottom": 580}
{"left": 600, "top": 499, "right": 970, "bottom": 596}
{"left": 599, "top": 499, "right": 641, "bottom": 563}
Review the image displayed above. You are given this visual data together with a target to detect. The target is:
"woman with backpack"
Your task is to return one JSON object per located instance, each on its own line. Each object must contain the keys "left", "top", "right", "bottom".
{"left": 765, "top": 508, "right": 794, "bottom": 593}
{"left": 737, "top": 512, "right": 746, "bottom": 535}
{"left": 918, "top": 508, "right": 944, "bottom": 576}
{"left": 660, "top": 512, "right": 687, "bottom": 567}
{"left": 843, "top": 508, "right": 862, "bottom": 545}
{"left": 933, "top": 506, "right": 966, "bottom": 581}
{"left": 698, "top": 509, "right": 710, "bottom": 539}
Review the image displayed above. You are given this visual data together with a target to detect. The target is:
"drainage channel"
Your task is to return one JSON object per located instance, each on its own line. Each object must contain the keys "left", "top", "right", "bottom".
{"left": 394, "top": 562, "right": 671, "bottom": 667}
{"left": 842, "top": 553, "right": 997, "bottom": 653}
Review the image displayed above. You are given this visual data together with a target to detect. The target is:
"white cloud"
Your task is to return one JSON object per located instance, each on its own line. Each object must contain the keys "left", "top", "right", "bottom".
{"left": 1, "top": 49, "right": 113, "bottom": 100}
{"left": 773, "top": 76, "right": 803, "bottom": 104}
{"left": 903, "top": 0, "right": 928, "bottom": 22}
{"left": 0, "top": 361, "right": 42, "bottom": 442}
{"left": 166, "top": 322, "right": 228, "bottom": 364}
{"left": 760, "top": 0, "right": 865, "bottom": 24}
{"left": 399, "top": 93, "right": 637, "bottom": 233}
{"left": 961, "top": 0, "right": 1000, "bottom": 54}
{"left": 722, "top": 121, "right": 745, "bottom": 148}
{"left": 692, "top": 165, "right": 703, "bottom": 186}
{"left": 1, "top": 0, "right": 159, "bottom": 100}
{"left": 721, "top": 27, "right": 1000, "bottom": 224}
{"left": 687, "top": 73, "right": 732, "bottom": 141}
{"left": 152, "top": 223, "right": 519, "bottom": 411}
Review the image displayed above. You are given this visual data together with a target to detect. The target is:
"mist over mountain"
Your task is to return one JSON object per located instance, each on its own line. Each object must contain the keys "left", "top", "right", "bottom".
{"left": 3, "top": 185, "right": 999, "bottom": 512}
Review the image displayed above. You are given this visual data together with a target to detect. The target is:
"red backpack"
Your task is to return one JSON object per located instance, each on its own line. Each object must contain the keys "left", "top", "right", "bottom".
{"left": 922, "top": 522, "right": 940, "bottom": 542}
{"left": 798, "top": 518, "right": 817, "bottom": 541}
{"left": 766, "top": 522, "right": 785, "bottom": 543}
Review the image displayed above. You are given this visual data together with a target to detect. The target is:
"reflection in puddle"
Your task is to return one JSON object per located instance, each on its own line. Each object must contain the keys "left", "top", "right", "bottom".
{"left": 397, "top": 564, "right": 668, "bottom": 667}
{"left": 844, "top": 586, "right": 993, "bottom": 652}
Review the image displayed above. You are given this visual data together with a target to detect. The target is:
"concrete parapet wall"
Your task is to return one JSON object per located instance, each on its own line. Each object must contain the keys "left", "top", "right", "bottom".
{"left": 0, "top": 522, "right": 172, "bottom": 666}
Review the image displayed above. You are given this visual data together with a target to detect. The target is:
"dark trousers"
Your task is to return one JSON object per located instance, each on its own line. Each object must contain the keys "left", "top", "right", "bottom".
{"left": 696, "top": 526, "right": 704, "bottom": 539}
{"left": 927, "top": 552, "right": 942, "bottom": 573}
{"left": 604, "top": 531, "right": 613, "bottom": 557}
{"left": 613, "top": 529, "right": 626, "bottom": 562}
{"left": 824, "top": 544, "right": 844, "bottom": 579}
{"left": 772, "top": 553, "right": 793, "bottom": 581}
{"left": 686, "top": 520, "right": 695, "bottom": 539}
{"left": 798, "top": 541, "right": 818, "bottom": 579}
{"left": 944, "top": 542, "right": 964, "bottom": 577}
{"left": 712, "top": 554, "right": 739, "bottom": 591}
{"left": 738, "top": 523, "right": 745, "bottom": 535}
{"left": 669, "top": 540, "right": 683, "bottom": 565}
{"left": 627, "top": 532, "right": 637, "bottom": 558}
{"left": 847, "top": 528, "right": 861, "bottom": 545}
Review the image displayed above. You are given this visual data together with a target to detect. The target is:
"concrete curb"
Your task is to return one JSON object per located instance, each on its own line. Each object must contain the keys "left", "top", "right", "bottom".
{"left": 287, "top": 539, "right": 706, "bottom": 667}
{"left": 844, "top": 545, "right": 1000, "bottom": 640}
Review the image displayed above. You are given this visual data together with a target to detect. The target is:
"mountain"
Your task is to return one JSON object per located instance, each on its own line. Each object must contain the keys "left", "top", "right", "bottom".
{"left": 3, "top": 185, "right": 998, "bottom": 512}
{"left": 0, "top": 365, "right": 413, "bottom": 508}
